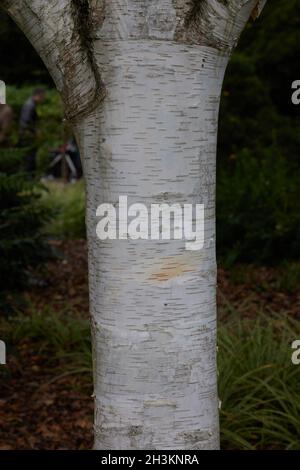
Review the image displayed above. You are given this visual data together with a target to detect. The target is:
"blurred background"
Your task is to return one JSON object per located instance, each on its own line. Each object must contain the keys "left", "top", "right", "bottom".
{"left": 0, "top": 0, "right": 300, "bottom": 450}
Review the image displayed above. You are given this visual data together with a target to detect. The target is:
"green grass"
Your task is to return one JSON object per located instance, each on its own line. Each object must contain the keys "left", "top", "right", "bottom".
{"left": 1, "top": 306, "right": 300, "bottom": 449}
{"left": 219, "top": 312, "right": 300, "bottom": 449}
{"left": 0, "top": 306, "right": 91, "bottom": 389}
{"left": 42, "top": 180, "right": 86, "bottom": 239}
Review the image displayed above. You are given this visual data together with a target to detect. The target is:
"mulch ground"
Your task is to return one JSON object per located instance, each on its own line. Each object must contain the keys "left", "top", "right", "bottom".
{"left": 26, "top": 239, "right": 90, "bottom": 315}
{"left": 218, "top": 265, "right": 300, "bottom": 320}
{"left": 0, "top": 239, "right": 299, "bottom": 449}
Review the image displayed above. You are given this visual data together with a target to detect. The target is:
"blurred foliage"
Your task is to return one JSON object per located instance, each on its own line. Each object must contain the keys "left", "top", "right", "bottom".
{"left": 219, "top": 311, "right": 300, "bottom": 450}
{"left": 42, "top": 181, "right": 86, "bottom": 240}
{"left": 0, "top": 305, "right": 92, "bottom": 390}
{"left": 238, "top": 0, "right": 300, "bottom": 118}
{"left": 0, "top": 11, "right": 51, "bottom": 85}
{"left": 0, "top": 148, "right": 52, "bottom": 310}
{"left": 217, "top": 0, "right": 300, "bottom": 264}
{"left": 6, "top": 85, "right": 65, "bottom": 174}
{"left": 217, "top": 147, "right": 300, "bottom": 264}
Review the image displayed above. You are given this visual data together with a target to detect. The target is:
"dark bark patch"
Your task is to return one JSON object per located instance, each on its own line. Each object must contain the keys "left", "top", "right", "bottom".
{"left": 70, "top": 0, "right": 106, "bottom": 121}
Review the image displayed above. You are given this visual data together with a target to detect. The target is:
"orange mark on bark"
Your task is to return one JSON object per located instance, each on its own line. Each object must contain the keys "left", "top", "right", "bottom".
{"left": 149, "top": 260, "right": 197, "bottom": 282}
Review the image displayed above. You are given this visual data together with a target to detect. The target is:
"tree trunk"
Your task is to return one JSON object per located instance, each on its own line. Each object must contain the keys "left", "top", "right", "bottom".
{"left": 74, "top": 40, "right": 227, "bottom": 450}
{"left": 1, "top": 0, "right": 267, "bottom": 450}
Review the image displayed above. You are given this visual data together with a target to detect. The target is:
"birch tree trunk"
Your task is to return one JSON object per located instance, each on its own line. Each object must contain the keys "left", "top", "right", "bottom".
{"left": 1, "top": 0, "right": 267, "bottom": 450}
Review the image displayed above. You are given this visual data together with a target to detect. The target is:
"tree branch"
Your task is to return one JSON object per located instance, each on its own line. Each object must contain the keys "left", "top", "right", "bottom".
{"left": 0, "top": 0, "right": 106, "bottom": 121}
{"left": 175, "top": 0, "right": 267, "bottom": 53}
{"left": 0, "top": 0, "right": 267, "bottom": 120}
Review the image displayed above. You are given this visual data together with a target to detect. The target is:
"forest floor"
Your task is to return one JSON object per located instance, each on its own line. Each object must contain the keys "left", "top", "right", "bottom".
{"left": 0, "top": 240, "right": 299, "bottom": 449}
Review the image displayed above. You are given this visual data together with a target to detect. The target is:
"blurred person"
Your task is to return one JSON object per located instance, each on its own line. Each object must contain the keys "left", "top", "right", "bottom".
{"left": 46, "top": 136, "right": 82, "bottom": 182}
{"left": 67, "top": 136, "right": 82, "bottom": 180}
{"left": 19, "top": 88, "right": 45, "bottom": 176}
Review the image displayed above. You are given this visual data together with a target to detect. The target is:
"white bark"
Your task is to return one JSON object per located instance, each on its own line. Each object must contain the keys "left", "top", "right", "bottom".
{"left": 75, "top": 40, "right": 227, "bottom": 450}
{"left": 1, "top": 0, "right": 267, "bottom": 450}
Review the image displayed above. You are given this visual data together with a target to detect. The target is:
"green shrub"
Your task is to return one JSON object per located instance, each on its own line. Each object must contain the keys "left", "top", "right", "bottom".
{"left": 217, "top": 147, "right": 300, "bottom": 264}
{"left": 0, "top": 148, "right": 52, "bottom": 307}
{"left": 218, "top": 53, "right": 278, "bottom": 163}
{"left": 216, "top": 4, "right": 300, "bottom": 264}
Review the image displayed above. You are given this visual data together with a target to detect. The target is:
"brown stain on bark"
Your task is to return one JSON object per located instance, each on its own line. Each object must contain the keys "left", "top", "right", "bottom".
{"left": 149, "top": 257, "right": 198, "bottom": 282}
